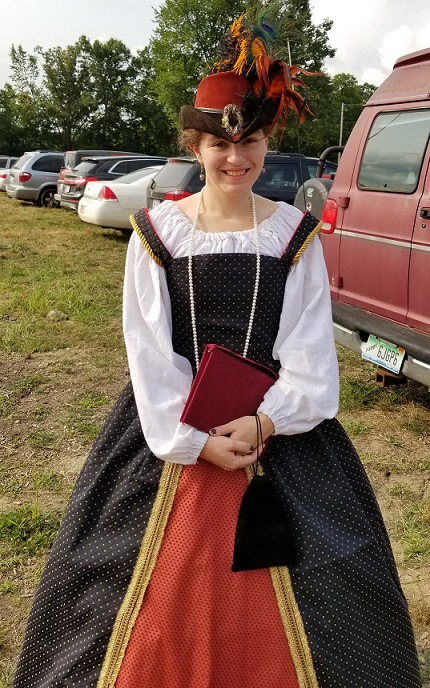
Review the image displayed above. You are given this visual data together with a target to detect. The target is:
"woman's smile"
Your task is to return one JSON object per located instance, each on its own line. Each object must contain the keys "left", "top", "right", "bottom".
{"left": 223, "top": 169, "right": 249, "bottom": 177}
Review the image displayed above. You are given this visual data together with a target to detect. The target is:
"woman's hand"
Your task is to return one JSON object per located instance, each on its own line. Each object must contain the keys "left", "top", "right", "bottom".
{"left": 199, "top": 435, "right": 261, "bottom": 471}
{"left": 199, "top": 413, "right": 274, "bottom": 471}
{"left": 209, "top": 413, "right": 275, "bottom": 446}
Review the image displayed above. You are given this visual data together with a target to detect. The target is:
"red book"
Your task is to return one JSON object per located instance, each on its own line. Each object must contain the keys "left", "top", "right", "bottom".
{"left": 180, "top": 344, "right": 277, "bottom": 433}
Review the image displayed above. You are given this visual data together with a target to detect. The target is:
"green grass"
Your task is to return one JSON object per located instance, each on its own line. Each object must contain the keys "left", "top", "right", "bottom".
{"left": 395, "top": 499, "right": 430, "bottom": 561}
{"left": 0, "top": 196, "right": 128, "bottom": 355}
{"left": 341, "top": 420, "right": 369, "bottom": 437}
{"left": 0, "top": 505, "right": 61, "bottom": 557}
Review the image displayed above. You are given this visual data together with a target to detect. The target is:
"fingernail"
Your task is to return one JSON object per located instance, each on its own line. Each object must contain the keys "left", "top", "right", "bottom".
{"left": 209, "top": 428, "right": 216, "bottom": 435}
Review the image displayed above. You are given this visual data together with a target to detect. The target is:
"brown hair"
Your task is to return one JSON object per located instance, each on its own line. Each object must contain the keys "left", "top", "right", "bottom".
{"left": 177, "top": 129, "right": 202, "bottom": 154}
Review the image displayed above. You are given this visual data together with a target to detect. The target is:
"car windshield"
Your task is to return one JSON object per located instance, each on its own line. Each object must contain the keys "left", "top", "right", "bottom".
{"left": 114, "top": 166, "right": 163, "bottom": 184}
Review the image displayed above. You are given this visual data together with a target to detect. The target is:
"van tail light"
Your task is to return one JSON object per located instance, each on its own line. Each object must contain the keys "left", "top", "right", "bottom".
{"left": 97, "top": 186, "right": 117, "bottom": 201}
{"left": 0, "top": 173, "right": 6, "bottom": 179}
{"left": 59, "top": 169, "right": 66, "bottom": 180}
{"left": 164, "top": 191, "right": 193, "bottom": 201}
{"left": 19, "top": 172, "right": 32, "bottom": 183}
{"left": 321, "top": 198, "right": 338, "bottom": 234}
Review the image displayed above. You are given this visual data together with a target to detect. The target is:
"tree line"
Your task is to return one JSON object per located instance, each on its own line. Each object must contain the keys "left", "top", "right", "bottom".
{"left": 0, "top": 0, "right": 375, "bottom": 158}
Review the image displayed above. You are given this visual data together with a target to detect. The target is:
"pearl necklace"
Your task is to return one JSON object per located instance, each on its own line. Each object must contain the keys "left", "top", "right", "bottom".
{"left": 188, "top": 189, "right": 261, "bottom": 371}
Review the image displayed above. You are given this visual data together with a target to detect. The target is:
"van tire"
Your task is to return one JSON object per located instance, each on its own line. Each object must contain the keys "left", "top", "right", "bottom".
{"left": 294, "top": 178, "right": 334, "bottom": 220}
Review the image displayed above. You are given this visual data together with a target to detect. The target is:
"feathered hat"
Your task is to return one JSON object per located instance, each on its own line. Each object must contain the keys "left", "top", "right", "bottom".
{"left": 180, "top": 4, "right": 313, "bottom": 143}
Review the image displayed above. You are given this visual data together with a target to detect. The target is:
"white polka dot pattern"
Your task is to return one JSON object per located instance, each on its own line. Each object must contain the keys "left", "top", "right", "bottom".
{"left": 12, "top": 213, "right": 420, "bottom": 687}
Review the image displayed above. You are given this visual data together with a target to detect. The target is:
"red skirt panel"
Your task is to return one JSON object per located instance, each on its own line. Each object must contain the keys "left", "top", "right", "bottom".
{"left": 116, "top": 461, "right": 299, "bottom": 687}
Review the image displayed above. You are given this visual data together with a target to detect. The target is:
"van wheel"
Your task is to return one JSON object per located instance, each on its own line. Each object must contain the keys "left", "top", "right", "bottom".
{"left": 38, "top": 187, "right": 56, "bottom": 207}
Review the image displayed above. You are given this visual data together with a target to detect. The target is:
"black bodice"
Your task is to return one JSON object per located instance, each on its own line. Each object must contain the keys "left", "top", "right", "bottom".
{"left": 166, "top": 254, "right": 288, "bottom": 375}
{"left": 132, "top": 207, "right": 321, "bottom": 376}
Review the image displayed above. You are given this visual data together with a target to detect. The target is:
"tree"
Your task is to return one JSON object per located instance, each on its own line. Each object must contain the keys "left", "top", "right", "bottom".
{"left": 8, "top": 45, "right": 48, "bottom": 151}
{"left": 40, "top": 38, "right": 93, "bottom": 149}
{"left": 121, "top": 48, "right": 176, "bottom": 155}
{"left": 150, "top": 0, "right": 337, "bottom": 153}
{"left": 150, "top": 0, "right": 247, "bottom": 125}
{"left": 0, "top": 85, "right": 22, "bottom": 153}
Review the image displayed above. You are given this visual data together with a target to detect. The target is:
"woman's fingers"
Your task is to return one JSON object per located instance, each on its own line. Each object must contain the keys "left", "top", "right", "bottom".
{"left": 199, "top": 436, "right": 265, "bottom": 471}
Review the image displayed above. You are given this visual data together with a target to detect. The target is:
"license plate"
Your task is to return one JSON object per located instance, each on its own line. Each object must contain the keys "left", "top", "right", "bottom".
{"left": 362, "top": 334, "right": 405, "bottom": 374}
{"left": 64, "top": 185, "right": 70, "bottom": 193}
{"left": 151, "top": 198, "right": 160, "bottom": 207}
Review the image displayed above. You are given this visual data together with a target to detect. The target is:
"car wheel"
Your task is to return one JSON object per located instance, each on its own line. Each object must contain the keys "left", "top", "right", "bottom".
{"left": 38, "top": 187, "right": 56, "bottom": 207}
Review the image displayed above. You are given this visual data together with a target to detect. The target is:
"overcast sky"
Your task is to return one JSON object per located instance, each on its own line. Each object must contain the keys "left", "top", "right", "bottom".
{"left": 1, "top": 0, "right": 429, "bottom": 89}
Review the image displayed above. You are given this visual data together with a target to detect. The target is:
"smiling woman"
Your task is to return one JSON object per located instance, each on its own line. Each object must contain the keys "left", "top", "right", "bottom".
{"left": 12, "top": 5, "right": 420, "bottom": 688}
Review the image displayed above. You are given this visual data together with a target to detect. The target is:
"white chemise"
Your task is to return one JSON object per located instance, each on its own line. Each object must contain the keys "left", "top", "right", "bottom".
{"left": 123, "top": 200, "right": 339, "bottom": 465}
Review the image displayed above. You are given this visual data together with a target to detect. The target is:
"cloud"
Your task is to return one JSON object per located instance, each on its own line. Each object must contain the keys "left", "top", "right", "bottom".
{"left": 360, "top": 68, "right": 387, "bottom": 87}
{"left": 378, "top": 25, "right": 423, "bottom": 72}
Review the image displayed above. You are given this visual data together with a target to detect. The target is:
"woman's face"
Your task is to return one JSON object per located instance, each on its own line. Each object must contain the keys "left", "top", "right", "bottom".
{"left": 192, "top": 131, "right": 268, "bottom": 196}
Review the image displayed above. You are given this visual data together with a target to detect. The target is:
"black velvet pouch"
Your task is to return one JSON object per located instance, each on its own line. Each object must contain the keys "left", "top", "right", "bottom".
{"left": 232, "top": 416, "right": 297, "bottom": 572}
{"left": 231, "top": 471, "right": 297, "bottom": 571}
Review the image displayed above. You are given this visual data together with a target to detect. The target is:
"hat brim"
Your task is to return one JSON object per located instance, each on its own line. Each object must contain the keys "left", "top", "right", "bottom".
{"left": 179, "top": 103, "right": 279, "bottom": 143}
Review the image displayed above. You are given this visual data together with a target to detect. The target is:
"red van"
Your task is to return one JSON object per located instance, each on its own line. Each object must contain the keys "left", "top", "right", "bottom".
{"left": 300, "top": 48, "right": 430, "bottom": 386}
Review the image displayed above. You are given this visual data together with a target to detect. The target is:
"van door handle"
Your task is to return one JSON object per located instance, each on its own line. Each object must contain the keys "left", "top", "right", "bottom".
{"left": 420, "top": 207, "right": 430, "bottom": 219}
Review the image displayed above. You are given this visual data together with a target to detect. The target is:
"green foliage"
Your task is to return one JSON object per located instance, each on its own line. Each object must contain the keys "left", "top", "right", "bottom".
{"left": 150, "top": 0, "right": 248, "bottom": 125}
{"left": 396, "top": 499, "right": 430, "bottom": 562}
{"left": 339, "top": 377, "right": 380, "bottom": 411}
{"left": 0, "top": 505, "right": 61, "bottom": 556}
{"left": 0, "top": 3, "right": 378, "bottom": 158}
{"left": 0, "top": 37, "right": 175, "bottom": 154}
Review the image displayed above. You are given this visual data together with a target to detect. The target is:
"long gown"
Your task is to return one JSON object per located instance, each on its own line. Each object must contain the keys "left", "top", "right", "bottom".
{"left": 13, "top": 202, "right": 420, "bottom": 688}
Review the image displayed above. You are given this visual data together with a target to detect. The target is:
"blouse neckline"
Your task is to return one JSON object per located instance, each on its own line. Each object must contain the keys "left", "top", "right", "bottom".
{"left": 162, "top": 200, "right": 284, "bottom": 237}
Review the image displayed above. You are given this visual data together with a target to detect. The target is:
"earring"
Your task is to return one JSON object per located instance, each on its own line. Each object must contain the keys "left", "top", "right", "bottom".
{"left": 261, "top": 166, "right": 266, "bottom": 175}
{"left": 199, "top": 164, "right": 205, "bottom": 182}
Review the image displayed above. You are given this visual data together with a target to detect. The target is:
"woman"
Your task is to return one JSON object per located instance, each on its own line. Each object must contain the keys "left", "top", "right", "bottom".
{"left": 13, "top": 9, "right": 420, "bottom": 688}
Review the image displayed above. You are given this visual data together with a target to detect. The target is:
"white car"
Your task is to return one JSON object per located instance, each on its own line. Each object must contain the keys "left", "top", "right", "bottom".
{"left": 78, "top": 166, "right": 164, "bottom": 230}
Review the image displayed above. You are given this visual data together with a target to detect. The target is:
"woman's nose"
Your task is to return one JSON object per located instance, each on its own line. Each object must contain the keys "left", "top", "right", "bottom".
{"left": 226, "top": 145, "right": 245, "bottom": 163}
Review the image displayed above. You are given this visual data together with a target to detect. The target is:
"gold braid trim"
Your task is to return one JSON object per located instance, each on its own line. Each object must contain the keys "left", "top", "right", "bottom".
{"left": 130, "top": 214, "right": 164, "bottom": 267}
{"left": 97, "top": 462, "right": 183, "bottom": 688}
{"left": 270, "top": 566, "right": 319, "bottom": 687}
{"left": 292, "top": 221, "right": 322, "bottom": 265}
{"left": 244, "top": 466, "right": 318, "bottom": 687}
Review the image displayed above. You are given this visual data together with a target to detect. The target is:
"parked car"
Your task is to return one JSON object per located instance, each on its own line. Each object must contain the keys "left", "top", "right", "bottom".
{"left": 146, "top": 152, "right": 311, "bottom": 208}
{"left": 298, "top": 47, "right": 430, "bottom": 387}
{"left": 55, "top": 149, "right": 143, "bottom": 204}
{"left": 60, "top": 155, "right": 167, "bottom": 211}
{"left": 6, "top": 151, "right": 64, "bottom": 206}
{"left": 306, "top": 157, "right": 337, "bottom": 179}
{"left": 0, "top": 156, "right": 19, "bottom": 191}
{"left": 78, "top": 165, "right": 164, "bottom": 231}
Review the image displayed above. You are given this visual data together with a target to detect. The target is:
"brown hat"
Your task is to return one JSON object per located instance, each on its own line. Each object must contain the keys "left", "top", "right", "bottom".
{"left": 179, "top": 9, "right": 313, "bottom": 143}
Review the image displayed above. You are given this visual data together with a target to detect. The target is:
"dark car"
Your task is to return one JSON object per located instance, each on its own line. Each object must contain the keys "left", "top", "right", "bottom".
{"left": 306, "top": 157, "right": 338, "bottom": 179}
{"left": 55, "top": 149, "right": 143, "bottom": 204}
{"left": 146, "top": 152, "right": 311, "bottom": 209}
{"left": 60, "top": 155, "right": 167, "bottom": 211}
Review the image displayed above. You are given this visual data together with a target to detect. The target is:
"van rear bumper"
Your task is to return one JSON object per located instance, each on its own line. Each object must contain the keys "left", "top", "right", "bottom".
{"left": 332, "top": 302, "right": 430, "bottom": 387}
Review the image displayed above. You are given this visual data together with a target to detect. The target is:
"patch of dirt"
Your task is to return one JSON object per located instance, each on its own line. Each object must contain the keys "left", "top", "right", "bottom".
{"left": 1, "top": 350, "right": 430, "bottom": 684}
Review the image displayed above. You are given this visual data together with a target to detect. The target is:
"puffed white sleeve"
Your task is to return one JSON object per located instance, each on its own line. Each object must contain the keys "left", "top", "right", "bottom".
{"left": 122, "top": 231, "right": 208, "bottom": 464}
{"left": 258, "top": 234, "right": 339, "bottom": 434}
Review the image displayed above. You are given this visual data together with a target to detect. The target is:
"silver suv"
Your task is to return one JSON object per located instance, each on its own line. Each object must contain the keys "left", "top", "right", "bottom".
{"left": 7, "top": 151, "right": 65, "bottom": 206}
